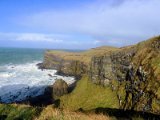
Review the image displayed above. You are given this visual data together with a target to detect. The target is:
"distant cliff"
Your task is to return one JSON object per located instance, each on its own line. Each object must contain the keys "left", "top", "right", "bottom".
{"left": 42, "top": 47, "right": 118, "bottom": 79}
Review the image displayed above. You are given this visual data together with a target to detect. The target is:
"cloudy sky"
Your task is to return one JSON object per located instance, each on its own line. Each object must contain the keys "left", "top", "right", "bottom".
{"left": 0, "top": 0, "right": 160, "bottom": 49}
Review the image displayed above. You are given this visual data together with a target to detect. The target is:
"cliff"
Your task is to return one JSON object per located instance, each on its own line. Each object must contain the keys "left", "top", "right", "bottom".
{"left": 42, "top": 36, "right": 160, "bottom": 115}
{"left": 90, "top": 36, "right": 160, "bottom": 113}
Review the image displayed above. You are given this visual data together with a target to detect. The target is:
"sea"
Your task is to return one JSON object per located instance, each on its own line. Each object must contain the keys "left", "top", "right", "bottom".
{"left": 0, "top": 47, "right": 75, "bottom": 103}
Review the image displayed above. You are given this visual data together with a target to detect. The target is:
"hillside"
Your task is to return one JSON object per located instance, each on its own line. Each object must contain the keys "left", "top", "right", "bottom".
{"left": 89, "top": 36, "right": 160, "bottom": 113}
{"left": 41, "top": 36, "right": 160, "bottom": 119}
{"left": 60, "top": 75, "right": 119, "bottom": 111}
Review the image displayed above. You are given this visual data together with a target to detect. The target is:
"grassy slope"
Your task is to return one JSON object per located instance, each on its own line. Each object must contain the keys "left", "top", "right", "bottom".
{"left": 60, "top": 76, "right": 119, "bottom": 111}
{"left": 132, "top": 37, "right": 160, "bottom": 112}
{"left": 133, "top": 36, "right": 160, "bottom": 79}
{"left": 46, "top": 46, "right": 118, "bottom": 64}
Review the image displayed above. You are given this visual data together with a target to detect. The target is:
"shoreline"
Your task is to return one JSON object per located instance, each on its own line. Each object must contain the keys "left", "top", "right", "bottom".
{"left": 16, "top": 63, "right": 79, "bottom": 106}
{"left": 0, "top": 62, "right": 76, "bottom": 104}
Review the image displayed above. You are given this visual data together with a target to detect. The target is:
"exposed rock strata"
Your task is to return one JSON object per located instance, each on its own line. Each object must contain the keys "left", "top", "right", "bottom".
{"left": 90, "top": 47, "right": 137, "bottom": 85}
{"left": 42, "top": 52, "right": 87, "bottom": 79}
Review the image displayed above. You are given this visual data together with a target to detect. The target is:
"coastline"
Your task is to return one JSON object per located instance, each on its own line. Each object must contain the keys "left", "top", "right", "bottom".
{"left": 19, "top": 63, "right": 79, "bottom": 106}
{"left": 0, "top": 61, "right": 75, "bottom": 104}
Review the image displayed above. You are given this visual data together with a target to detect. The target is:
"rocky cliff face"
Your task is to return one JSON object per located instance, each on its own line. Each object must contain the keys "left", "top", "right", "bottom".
{"left": 42, "top": 52, "right": 87, "bottom": 79}
{"left": 90, "top": 36, "right": 160, "bottom": 84}
{"left": 90, "top": 46, "right": 137, "bottom": 85}
{"left": 42, "top": 47, "right": 118, "bottom": 79}
{"left": 89, "top": 36, "right": 160, "bottom": 113}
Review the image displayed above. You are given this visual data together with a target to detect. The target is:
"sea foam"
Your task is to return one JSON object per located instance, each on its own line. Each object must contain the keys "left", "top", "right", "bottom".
{"left": 0, "top": 61, "right": 75, "bottom": 103}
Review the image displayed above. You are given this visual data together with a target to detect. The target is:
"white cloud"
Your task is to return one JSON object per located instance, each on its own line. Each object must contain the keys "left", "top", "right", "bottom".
{"left": 0, "top": 32, "right": 63, "bottom": 43}
{"left": 0, "top": 32, "right": 99, "bottom": 49}
{"left": 93, "top": 40, "right": 101, "bottom": 45}
{"left": 16, "top": 0, "right": 160, "bottom": 46}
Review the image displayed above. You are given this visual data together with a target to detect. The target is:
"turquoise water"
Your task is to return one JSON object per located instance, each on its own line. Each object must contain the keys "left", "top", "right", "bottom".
{"left": 0, "top": 47, "right": 45, "bottom": 65}
{"left": 0, "top": 48, "right": 85, "bottom": 65}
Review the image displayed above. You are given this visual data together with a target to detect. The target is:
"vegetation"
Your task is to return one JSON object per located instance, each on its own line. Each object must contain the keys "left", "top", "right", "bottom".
{"left": 0, "top": 104, "right": 41, "bottom": 120}
{"left": 60, "top": 75, "right": 119, "bottom": 111}
{"left": 36, "top": 105, "right": 110, "bottom": 120}
{"left": 0, "top": 104, "right": 110, "bottom": 120}
{"left": 46, "top": 46, "right": 118, "bottom": 65}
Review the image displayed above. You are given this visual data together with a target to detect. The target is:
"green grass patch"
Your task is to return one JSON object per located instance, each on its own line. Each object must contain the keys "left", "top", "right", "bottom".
{"left": 60, "top": 75, "right": 119, "bottom": 111}
{"left": 0, "top": 104, "right": 41, "bottom": 120}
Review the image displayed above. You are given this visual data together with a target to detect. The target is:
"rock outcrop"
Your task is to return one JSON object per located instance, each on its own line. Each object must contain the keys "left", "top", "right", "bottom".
{"left": 90, "top": 46, "right": 137, "bottom": 85}
{"left": 53, "top": 79, "right": 68, "bottom": 97}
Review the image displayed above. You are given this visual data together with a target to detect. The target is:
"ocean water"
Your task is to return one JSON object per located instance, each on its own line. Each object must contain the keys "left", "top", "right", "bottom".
{"left": 0, "top": 48, "right": 74, "bottom": 103}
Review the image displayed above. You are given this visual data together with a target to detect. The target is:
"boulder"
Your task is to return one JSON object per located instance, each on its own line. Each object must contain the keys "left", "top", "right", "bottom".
{"left": 53, "top": 79, "right": 68, "bottom": 97}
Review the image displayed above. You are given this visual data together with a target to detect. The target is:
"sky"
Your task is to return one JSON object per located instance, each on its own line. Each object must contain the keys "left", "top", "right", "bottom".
{"left": 0, "top": 0, "right": 160, "bottom": 49}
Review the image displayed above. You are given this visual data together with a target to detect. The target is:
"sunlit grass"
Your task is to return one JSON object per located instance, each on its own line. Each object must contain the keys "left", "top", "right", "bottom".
{"left": 60, "top": 75, "right": 119, "bottom": 111}
{"left": 35, "top": 105, "right": 110, "bottom": 120}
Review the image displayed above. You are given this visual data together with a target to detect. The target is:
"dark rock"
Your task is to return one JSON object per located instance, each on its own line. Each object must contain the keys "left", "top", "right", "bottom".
{"left": 17, "top": 86, "right": 53, "bottom": 106}
{"left": 36, "top": 63, "right": 44, "bottom": 70}
{"left": 48, "top": 74, "right": 53, "bottom": 77}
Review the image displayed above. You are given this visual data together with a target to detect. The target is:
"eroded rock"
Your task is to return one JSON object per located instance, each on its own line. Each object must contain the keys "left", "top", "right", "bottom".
{"left": 53, "top": 79, "right": 68, "bottom": 97}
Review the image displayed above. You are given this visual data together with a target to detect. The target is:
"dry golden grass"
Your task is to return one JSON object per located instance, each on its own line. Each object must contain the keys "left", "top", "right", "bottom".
{"left": 35, "top": 105, "right": 110, "bottom": 120}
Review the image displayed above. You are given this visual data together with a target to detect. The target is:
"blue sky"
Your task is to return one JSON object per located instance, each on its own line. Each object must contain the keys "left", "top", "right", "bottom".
{"left": 0, "top": 0, "right": 160, "bottom": 49}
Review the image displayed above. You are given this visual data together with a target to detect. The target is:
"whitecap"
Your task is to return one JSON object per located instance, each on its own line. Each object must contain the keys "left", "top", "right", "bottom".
{"left": 0, "top": 72, "right": 16, "bottom": 78}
